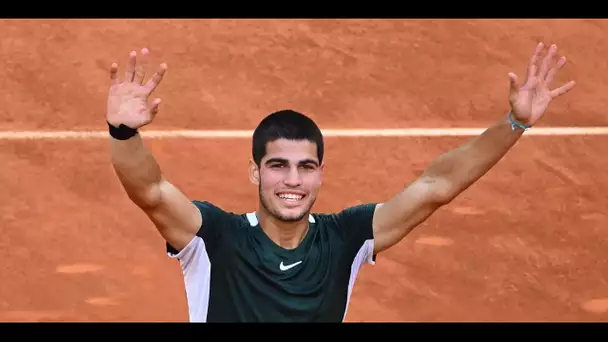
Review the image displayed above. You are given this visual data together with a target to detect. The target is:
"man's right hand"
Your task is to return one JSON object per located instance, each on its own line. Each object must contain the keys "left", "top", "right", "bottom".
{"left": 107, "top": 48, "right": 167, "bottom": 129}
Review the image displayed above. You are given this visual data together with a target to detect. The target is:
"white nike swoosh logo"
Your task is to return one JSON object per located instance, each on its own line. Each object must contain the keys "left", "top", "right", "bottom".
{"left": 279, "top": 260, "right": 302, "bottom": 271}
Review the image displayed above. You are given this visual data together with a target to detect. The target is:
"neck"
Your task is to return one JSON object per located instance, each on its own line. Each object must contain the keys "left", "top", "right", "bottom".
{"left": 256, "top": 206, "right": 310, "bottom": 250}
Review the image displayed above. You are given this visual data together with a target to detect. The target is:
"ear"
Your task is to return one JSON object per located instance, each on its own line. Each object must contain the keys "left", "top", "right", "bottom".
{"left": 248, "top": 159, "right": 260, "bottom": 185}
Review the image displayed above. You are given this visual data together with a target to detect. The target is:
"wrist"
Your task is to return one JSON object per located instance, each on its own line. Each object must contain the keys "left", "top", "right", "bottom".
{"left": 506, "top": 112, "right": 531, "bottom": 132}
{"left": 107, "top": 121, "right": 139, "bottom": 140}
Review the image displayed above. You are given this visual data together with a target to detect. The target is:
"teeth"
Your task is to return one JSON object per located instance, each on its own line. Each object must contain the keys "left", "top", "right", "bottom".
{"left": 278, "top": 193, "right": 303, "bottom": 200}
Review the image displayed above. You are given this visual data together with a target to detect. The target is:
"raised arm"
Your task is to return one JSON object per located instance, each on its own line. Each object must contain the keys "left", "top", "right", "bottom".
{"left": 371, "top": 42, "right": 576, "bottom": 254}
{"left": 107, "top": 48, "right": 200, "bottom": 251}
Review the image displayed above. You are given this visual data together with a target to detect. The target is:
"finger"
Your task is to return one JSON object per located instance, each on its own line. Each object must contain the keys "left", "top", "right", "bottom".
{"left": 143, "top": 63, "right": 167, "bottom": 95}
{"left": 133, "top": 47, "right": 149, "bottom": 85}
{"left": 508, "top": 72, "right": 520, "bottom": 90}
{"left": 526, "top": 42, "right": 544, "bottom": 82}
{"left": 544, "top": 56, "right": 567, "bottom": 87}
{"left": 538, "top": 44, "right": 558, "bottom": 81}
{"left": 550, "top": 80, "right": 576, "bottom": 98}
{"left": 149, "top": 98, "right": 161, "bottom": 117}
{"left": 109, "top": 62, "right": 118, "bottom": 85}
{"left": 124, "top": 50, "right": 137, "bottom": 82}
{"left": 508, "top": 72, "right": 519, "bottom": 101}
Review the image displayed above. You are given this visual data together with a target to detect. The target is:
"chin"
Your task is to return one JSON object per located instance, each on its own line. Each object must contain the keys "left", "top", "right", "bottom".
{"left": 274, "top": 209, "right": 309, "bottom": 222}
{"left": 259, "top": 186, "right": 317, "bottom": 223}
{"left": 263, "top": 198, "right": 314, "bottom": 223}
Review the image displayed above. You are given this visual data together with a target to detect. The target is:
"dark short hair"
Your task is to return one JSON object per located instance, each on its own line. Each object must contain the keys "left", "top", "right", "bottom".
{"left": 252, "top": 109, "right": 324, "bottom": 166}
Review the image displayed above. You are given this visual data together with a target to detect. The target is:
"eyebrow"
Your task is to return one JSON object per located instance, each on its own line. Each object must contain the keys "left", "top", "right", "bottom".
{"left": 265, "top": 158, "right": 319, "bottom": 167}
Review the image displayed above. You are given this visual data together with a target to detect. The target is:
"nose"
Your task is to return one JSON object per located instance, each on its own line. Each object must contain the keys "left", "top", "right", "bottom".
{"left": 283, "top": 166, "right": 302, "bottom": 187}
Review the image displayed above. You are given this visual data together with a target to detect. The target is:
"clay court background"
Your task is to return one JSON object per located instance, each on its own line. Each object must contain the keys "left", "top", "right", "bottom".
{"left": 1, "top": 19, "right": 608, "bottom": 322}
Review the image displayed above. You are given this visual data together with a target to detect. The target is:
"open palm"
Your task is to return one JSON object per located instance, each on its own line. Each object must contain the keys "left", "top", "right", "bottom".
{"left": 508, "top": 43, "right": 576, "bottom": 126}
{"left": 106, "top": 48, "right": 167, "bottom": 129}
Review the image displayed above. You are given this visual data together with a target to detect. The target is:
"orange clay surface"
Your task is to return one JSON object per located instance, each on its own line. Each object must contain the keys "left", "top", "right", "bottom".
{"left": 1, "top": 19, "right": 607, "bottom": 322}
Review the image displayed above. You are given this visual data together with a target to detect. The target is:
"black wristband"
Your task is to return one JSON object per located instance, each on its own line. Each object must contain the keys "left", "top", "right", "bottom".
{"left": 108, "top": 122, "right": 138, "bottom": 140}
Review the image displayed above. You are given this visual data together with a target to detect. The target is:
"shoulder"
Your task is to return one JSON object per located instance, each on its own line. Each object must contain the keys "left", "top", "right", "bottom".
{"left": 192, "top": 200, "right": 245, "bottom": 218}
{"left": 312, "top": 203, "right": 379, "bottom": 237}
{"left": 192, "top": 200, "right": 228, "bottom": 214}
{"left": 191, "top": 200, "right": 252, "bottom": 234}
{"left": 167, "top": 201, "right": 252, "bottom": 259}
{"left": 312, "top": 203, "right": 379, "bottom": 265}
{"left": 313, "top": 203, "right": 379, "bottom": 224}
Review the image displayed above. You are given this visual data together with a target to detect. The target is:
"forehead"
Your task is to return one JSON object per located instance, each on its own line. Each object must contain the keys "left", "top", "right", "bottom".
{"left": 263, "top": 138, "right": 318, "bottom": 163}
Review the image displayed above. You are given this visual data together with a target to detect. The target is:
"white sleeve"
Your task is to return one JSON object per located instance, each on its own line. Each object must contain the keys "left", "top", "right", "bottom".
{"left": 167, "top": 236, "right": 212, "bottom": 322}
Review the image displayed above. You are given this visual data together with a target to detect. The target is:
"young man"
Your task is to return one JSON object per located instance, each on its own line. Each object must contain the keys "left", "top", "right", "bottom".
{"left": 106, "top": 43, "right": 575, "bottom": 322}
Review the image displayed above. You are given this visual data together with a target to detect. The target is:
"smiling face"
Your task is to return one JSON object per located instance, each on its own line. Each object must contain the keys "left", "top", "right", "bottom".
{"left": 250, "top": 138, "right": 324, "bottom": 222}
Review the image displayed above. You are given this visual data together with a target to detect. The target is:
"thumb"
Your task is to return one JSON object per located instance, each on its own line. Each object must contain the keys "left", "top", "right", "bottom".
{"left": 508, "top": 72, "right": 519, "bottom": 102}
{"left": 149, "top": 98, "right": 161, "bottom": 118}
